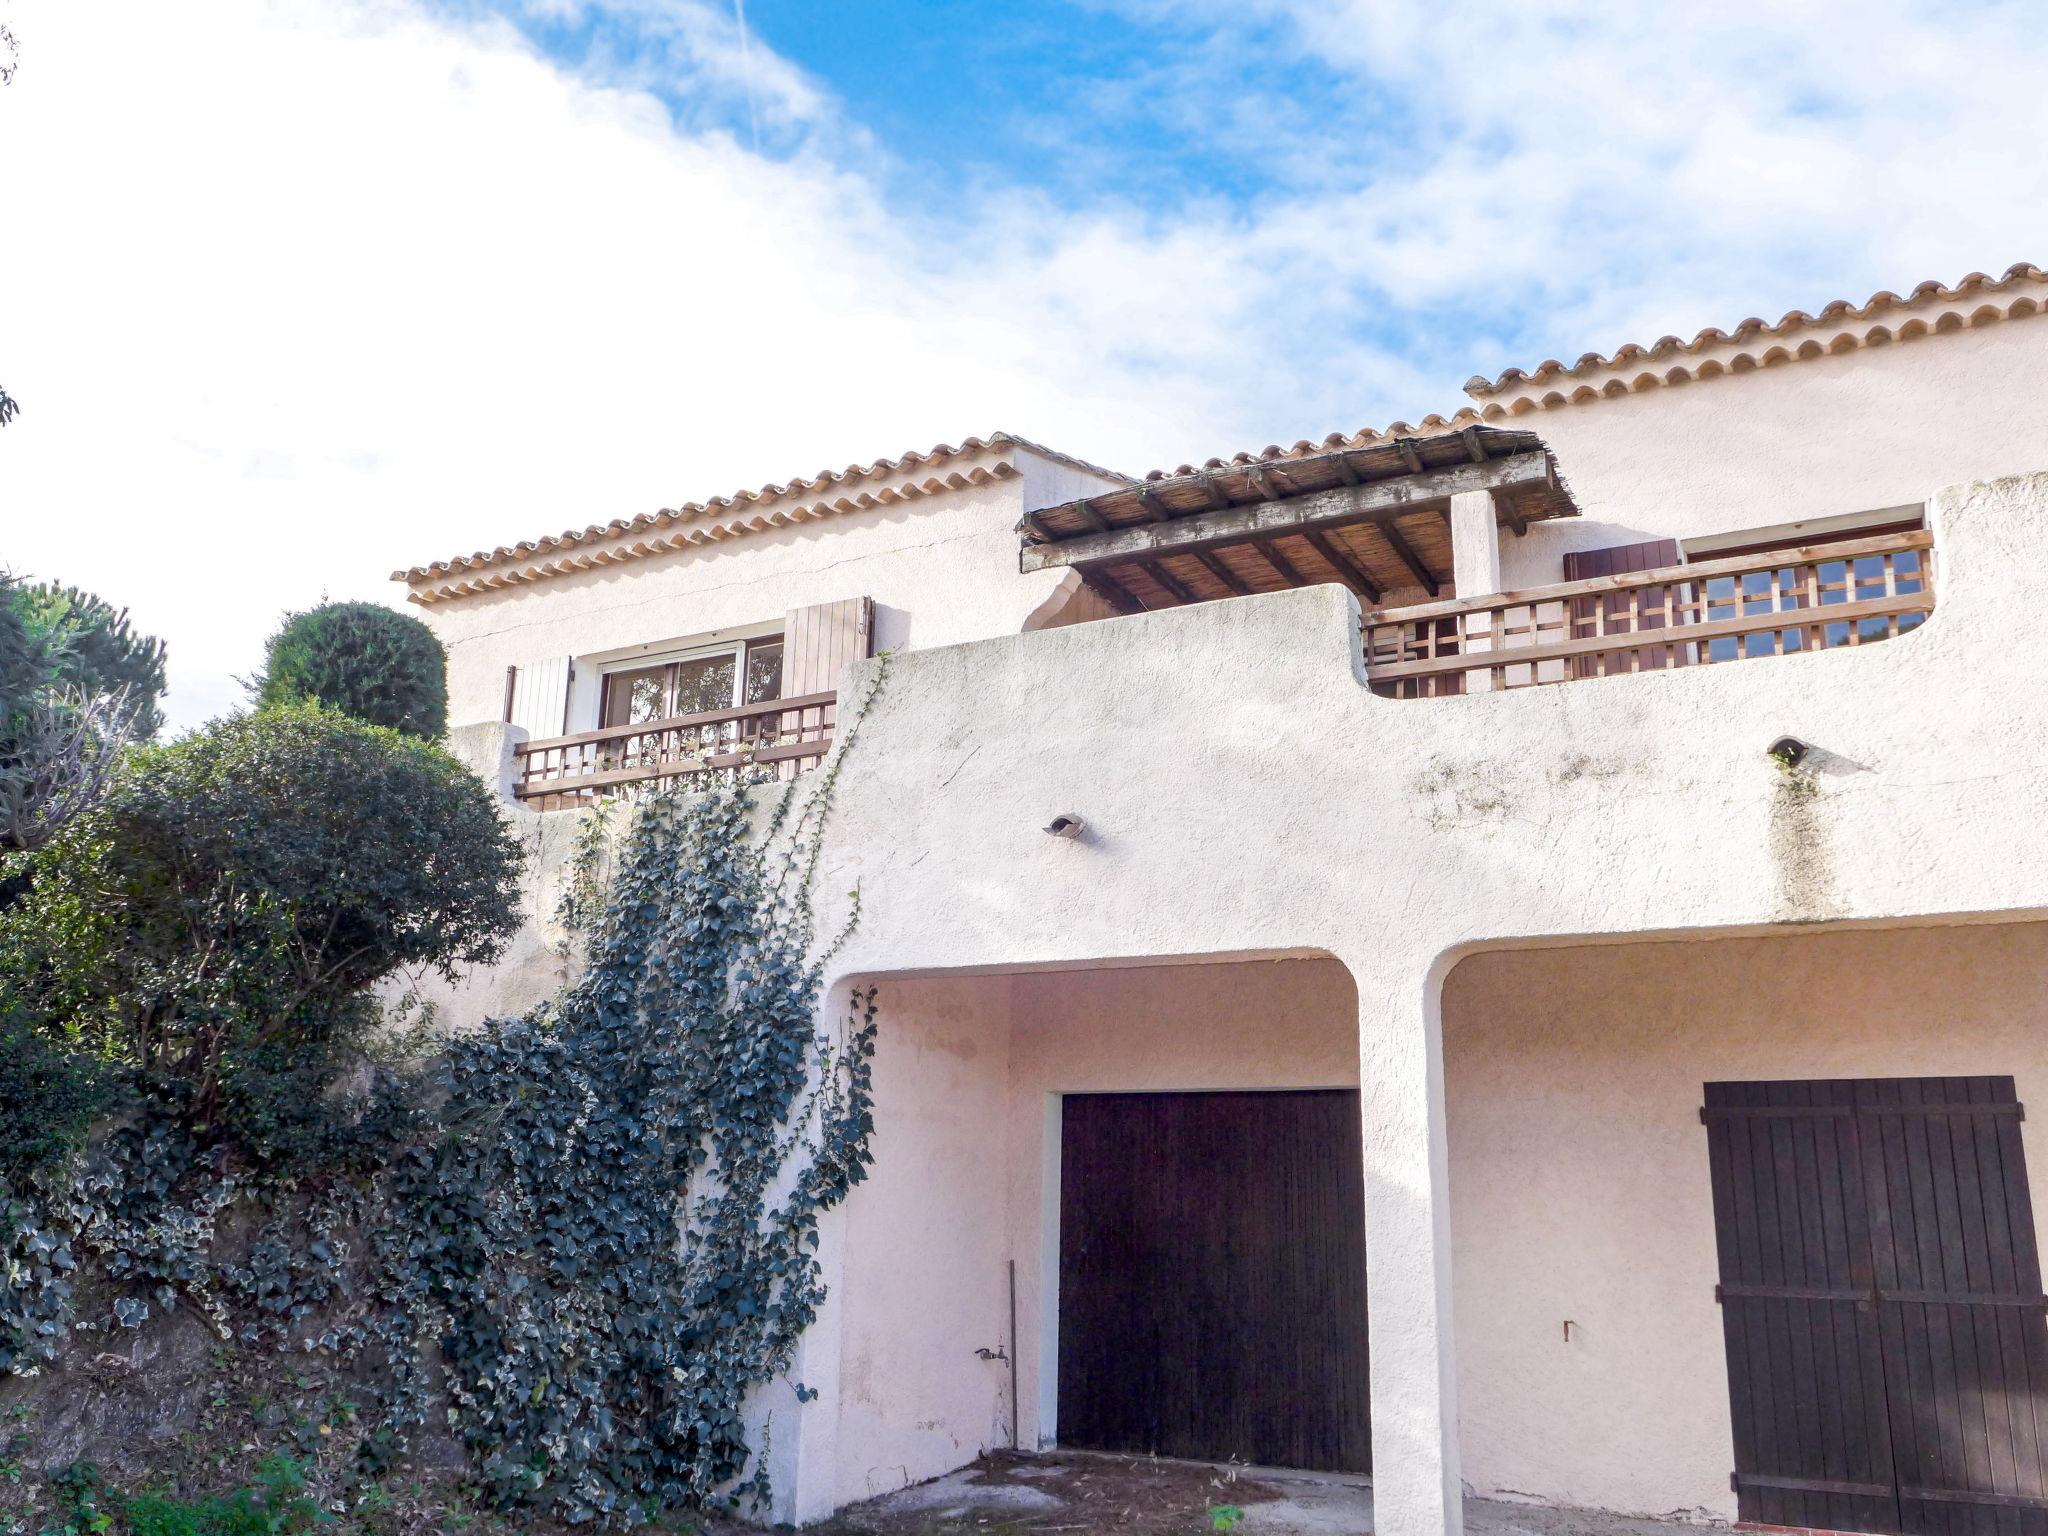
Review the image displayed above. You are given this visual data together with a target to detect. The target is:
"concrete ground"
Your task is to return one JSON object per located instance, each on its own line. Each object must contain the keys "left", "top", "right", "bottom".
{"left": 827, "top": 1452, "right": 1727, "bottom": 1536}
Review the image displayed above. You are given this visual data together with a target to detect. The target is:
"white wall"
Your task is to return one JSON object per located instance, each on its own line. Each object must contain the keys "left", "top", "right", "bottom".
{"left": 412, "top": 446, "right": 1127, "bottom": 729}
{"left": 1444, "top": 921, "right": 2048, "bottom": 1521}
{"left": 829, "top": 959, "right": 1360, "bottom": 1508}
{"left": 1490, "top": 314, "right": 2048, "bottom": 589}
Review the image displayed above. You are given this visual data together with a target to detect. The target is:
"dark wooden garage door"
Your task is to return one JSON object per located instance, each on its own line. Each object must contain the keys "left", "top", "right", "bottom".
{"left": 1057, "top": 1089, "right": 1370, "bottom": 1472}
{"left": 1704, "top": 1076, "right": 2048, "bottom": 1535}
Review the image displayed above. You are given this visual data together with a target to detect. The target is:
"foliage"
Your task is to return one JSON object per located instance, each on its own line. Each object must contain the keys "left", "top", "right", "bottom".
{"left": 374, "top": 759, "right": 880, "bottom": 1521}
{"left": 2, "top": 660, "right": 888, "bottom": 1524}
{"left": 251, "top": 605, "right": 447, "bottom": 741}
{"left": 0, "top": 991, "right": 101, "bottom": 1181}
{"left": 1208, "top": 1505, "right": 1246, "bottom": 1532}
{"left": 0, "top": 575, "right": 167, "bottom": 855}
{"left": 0, "top": 704, "right": 520, "bottom": 1152}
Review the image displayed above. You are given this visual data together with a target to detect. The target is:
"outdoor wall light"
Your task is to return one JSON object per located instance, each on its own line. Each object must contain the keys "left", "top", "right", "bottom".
{"left": 1043, "top": 813, "right": 1086, "bottom": 840}
{"left": 1768, "top": 736, "right": 1810, "bottom": 768}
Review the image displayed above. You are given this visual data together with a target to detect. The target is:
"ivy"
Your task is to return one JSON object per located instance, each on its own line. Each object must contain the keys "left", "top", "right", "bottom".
{"left": 1, "top": 659, "right": 889, "bottom": 1525}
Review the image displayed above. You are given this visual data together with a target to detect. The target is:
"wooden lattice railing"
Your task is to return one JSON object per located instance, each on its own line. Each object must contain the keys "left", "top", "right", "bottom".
{"left": 513, "top": 691, "right": 836, "bottom": 808}
{"left": 1362, "top": 530, "right": 1934, "bottom": 698}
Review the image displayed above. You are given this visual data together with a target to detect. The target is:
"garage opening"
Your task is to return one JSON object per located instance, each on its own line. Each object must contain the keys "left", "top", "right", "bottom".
{"left": 1056, "top": 1089, "right": 1372, "bottom": 1472}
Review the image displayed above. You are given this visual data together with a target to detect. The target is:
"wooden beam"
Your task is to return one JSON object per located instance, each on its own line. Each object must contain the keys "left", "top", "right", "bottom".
{"left": 1021, "top": 509, "right": 1056, "bottom": 543}
{"left": 1374, "top": 518, "right": 1440, "bottom": 596}
{"left": 1134, "top": 487, "right": 1174, "bottom": 523}
{"left": 1199, "top": 473, "right": 1232, "bottom": 511}
{"left": 1020, "top": 451, "right": 1549, "bottom": 573}
{"left": 1460, "top": 425, "right": 1488, "bottom": 464}
{"left": 1330, "top": 453, "right": 1362, "bottom": 486}
{"left": 1300, "top": 528, "right": 1383, "bottom": 603}
{"left": 1248, "top": 467, "right": 1284, "bottom": 503}
{"left": 1086, "top": 569, "right": 1145, "bottom": 614}
{"left": 1394, "top": 440, "right": 1425, "bottom": 475}
{"left": 1252, "top": 538, "right": 1308, "bottom": 586}
{"left": 1139, "top": 558, "right": 1199, "bottom": 605}
{"left": 1497, "top": 494, "right": 1530, "bottom": 539}
{"left": 1073, "top": 497, "right": 1111, "bottom": 534}
{"left": 1191, "top": 549, "right": 1250, "bottom": 596}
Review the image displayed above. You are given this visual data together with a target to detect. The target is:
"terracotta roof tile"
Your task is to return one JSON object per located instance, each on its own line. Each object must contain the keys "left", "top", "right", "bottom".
{"left": 395, "top": 433, "right": 1129, "bottom": 604}
{"left": 1464, "top": 262, "right": 2046, "bottom": 414}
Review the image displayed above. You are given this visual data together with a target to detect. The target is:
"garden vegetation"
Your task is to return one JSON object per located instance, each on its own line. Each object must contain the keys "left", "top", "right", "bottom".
{"left": 1, "top": 580, "right": 881, "bottom": 1534}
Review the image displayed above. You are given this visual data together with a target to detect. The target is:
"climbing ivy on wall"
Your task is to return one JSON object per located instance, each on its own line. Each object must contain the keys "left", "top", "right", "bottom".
{"left": 377, "top": 771, "right": 880, "bottom": 1521}
{"left": 0, "top": 660, "right": 888, "bottom": 1526}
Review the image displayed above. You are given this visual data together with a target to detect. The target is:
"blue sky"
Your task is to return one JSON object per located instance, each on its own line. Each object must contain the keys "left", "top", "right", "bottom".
{"left": 2, "top": 0, "right": 2044, "bottom": 726}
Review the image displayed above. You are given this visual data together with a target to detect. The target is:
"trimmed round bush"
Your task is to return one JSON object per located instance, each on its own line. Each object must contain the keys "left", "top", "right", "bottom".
{"left": 0, "top": 703, "right": 522, "bottom": 1151}
{"left": 254, "top": 601, "right": 447, "bottom": 738}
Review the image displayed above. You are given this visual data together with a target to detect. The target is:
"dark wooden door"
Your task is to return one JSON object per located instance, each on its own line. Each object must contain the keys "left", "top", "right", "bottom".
{"left": 1057, "top": 1090, "right": 1370, "bottom": 1472}
{"left": 1704, "top": 1076, "right": 2048, "bottom": 1535}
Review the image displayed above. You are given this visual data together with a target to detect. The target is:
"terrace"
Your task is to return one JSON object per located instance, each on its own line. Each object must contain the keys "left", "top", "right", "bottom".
{"left": 504, "top": 426, "right": 1938, "bottom": 805}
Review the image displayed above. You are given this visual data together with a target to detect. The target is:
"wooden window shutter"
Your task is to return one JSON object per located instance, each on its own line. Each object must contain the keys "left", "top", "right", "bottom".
{"left": 507, "top": 655, "right": 574, "bottom": 739}
{"left": 1562, "top": 539, "right": 1682, "bottom": 677}
{"left": 779, "top": 597, "right": 874, "bottom": 699}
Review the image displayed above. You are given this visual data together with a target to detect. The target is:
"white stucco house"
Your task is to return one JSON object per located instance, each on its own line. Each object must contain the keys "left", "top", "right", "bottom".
{"left": 393, "top": 263, "right": 2048, "bottom": 1536}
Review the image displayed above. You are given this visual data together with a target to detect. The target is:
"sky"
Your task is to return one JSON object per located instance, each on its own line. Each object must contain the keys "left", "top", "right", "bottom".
{"left": 1, "top": 0, "right": 2044, "bottom": 728}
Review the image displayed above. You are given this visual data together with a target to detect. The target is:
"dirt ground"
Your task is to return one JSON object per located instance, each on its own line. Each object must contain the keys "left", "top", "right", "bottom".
{"left": 817, "top": 1450, "right": 1293, "bottom": 1536}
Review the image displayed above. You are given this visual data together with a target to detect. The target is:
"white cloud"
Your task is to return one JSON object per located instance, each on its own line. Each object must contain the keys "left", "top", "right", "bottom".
{"left": 0, "top": 0, "right": 2042, "bottom": 728}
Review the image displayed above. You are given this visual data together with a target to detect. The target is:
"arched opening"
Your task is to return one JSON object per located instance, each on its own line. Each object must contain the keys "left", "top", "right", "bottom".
{"left": 825, "top": 952, "right": 1365, "bottom": 1506}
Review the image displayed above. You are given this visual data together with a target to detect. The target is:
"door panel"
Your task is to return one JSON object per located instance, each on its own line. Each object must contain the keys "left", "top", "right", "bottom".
{"left": 1057, "top": 1090, "right": 1370, "bottom": 1473}
{"left": 1706, "top": 1076, "right": 2048, "bottom": 1536}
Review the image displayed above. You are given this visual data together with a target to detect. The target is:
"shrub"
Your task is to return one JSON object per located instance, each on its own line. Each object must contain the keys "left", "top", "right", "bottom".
{"left": 0, "top": 990, "right": 101, "bottom": 1180}
{"left": 0, "top": 704, "right": 521, "bottom": 1152}
{"left": 0, "top": 574, "right": 167, "bottom": 854}
{"left": 252, "top": 602, "right": 447, "bottom": 739}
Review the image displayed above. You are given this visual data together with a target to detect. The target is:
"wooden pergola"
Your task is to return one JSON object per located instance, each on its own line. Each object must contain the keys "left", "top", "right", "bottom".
{"left": 1019, "top": 426, "right": 1579, "bottom": 612}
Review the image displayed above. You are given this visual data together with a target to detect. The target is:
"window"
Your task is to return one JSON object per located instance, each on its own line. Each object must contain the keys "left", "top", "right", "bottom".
{"left": 599, "top": 637, "right": 783, "bottom": 729}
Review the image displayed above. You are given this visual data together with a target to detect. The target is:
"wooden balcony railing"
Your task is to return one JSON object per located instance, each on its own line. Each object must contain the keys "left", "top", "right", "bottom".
{"left": 1363, "top": 529, "right": 1935, "bottom": 698}
{"left": 513, "top": 691, "right": 836, "bottom": 808}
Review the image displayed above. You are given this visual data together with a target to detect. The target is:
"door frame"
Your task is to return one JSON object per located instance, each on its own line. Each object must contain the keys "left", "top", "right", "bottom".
{"left": 1043, "top": 1085, "right": 1368, "bottom": 1464}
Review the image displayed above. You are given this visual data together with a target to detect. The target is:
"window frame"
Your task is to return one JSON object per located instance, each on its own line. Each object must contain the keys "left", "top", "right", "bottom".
{"left": 598, "top": 635, "right": 785, "bottom": 730}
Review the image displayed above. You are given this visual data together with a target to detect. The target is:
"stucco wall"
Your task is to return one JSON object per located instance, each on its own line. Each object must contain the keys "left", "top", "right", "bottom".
{"left": 420, "top": 471, "right": 2048, "bottom": 1535}
{"left": 1443, "top": 920, "right": 2048, "bottom": 1521}
{"left": 415, "top": 450, "right": 1126, "bottom": 730}
{"left": 831, "top": 959, "right": 1359, "bottom": 1506}
{"left": 1494, "top": 314, "right": 2048, "bottom": 589}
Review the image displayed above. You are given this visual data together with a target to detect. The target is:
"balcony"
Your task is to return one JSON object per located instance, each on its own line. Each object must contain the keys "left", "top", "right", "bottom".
{"left": 513, "top": 691, "right": 837, "bottom": 807}
{"left": 1363, "top": 529, "right": 1933, "bottom": 698}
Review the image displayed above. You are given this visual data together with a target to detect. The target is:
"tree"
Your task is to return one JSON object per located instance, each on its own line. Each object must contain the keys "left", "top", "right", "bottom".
{"left": 0, "top": 704, "right": 522, "bottom": 1152}
{"left": 0, "top": 574, "right": 167, "bottom": 853}
{"left": 252, "top": 601, "right": 448, "bottom": 739}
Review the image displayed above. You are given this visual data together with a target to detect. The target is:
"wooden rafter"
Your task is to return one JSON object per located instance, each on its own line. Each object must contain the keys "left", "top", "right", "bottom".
{"left": 1140, "top": 558, "right": 1200, "bottom": 605}
{"left": 1086, "top": 569, "right": 1146, "bottom": 614}
{"left": 1300, "top": 528, "right": 1383, "bottom": 603}
{"left": 1251, "top": 538, "right": 1307, "bottom": 586}
{"left": 1191, "top": 549, "right": 1250, "bottom": 596}
{"left": 1019, "top": 452, "right": 1548, "bottom": 573}
{"left": 1134, "top": 487, "right": 1174, "bottom": 523}
{"left": 1374, "top": 518, "right": 1440, "bottom": 597}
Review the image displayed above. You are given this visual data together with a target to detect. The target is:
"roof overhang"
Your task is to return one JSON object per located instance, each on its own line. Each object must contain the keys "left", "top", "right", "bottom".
{"left": 1019, "top": 425, "right": 1575, "bottom": 611}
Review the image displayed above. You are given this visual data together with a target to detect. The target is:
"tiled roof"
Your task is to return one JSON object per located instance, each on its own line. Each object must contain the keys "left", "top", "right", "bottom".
{"left": 1464, "top": 262, "right": 2046, "bottom": 415}
{"left": 395, "top": 433, "right": 1129, "bottom": 604}
{"left": 1136, "top": 409, "right": 1495, "bottom": 478}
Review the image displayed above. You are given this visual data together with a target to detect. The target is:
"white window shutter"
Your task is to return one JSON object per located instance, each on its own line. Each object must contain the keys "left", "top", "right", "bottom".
{"left": 507, "top": 655, "right": 573, "bottom": 739}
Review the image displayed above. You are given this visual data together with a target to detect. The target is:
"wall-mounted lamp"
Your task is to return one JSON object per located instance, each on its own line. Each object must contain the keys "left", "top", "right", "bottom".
{"left": 1044, "top": 814, "right": 1086, "bottom": 840}
{"left": 1768, "top": 736, "right": 1809, "bottom": 768}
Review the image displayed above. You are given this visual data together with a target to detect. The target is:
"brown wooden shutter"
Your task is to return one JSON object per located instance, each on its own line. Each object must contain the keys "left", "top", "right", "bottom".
{"left": 1563, "top": 539, "right": 1682, "bottom": 677}
{"left": 779, "top": 597, "right": 873, "bottom": 699}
